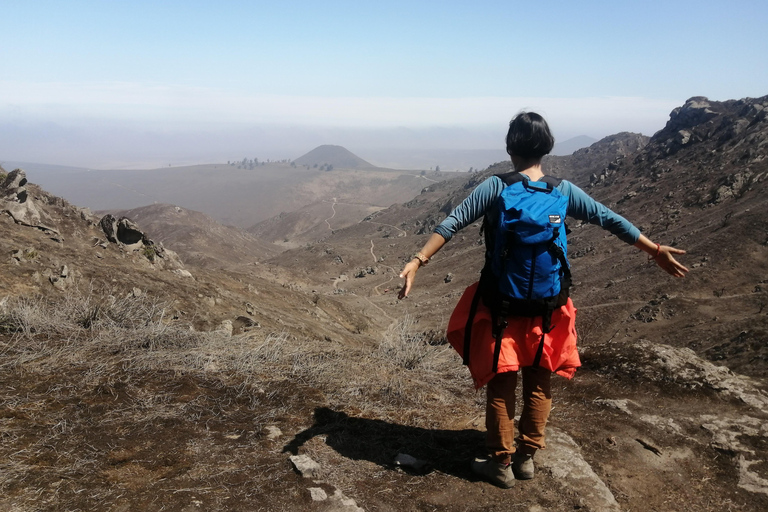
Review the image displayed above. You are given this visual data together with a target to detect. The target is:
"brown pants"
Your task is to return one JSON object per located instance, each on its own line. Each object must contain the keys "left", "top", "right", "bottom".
{"left": 485, "top": 366, "right": 552, "bottom": 464}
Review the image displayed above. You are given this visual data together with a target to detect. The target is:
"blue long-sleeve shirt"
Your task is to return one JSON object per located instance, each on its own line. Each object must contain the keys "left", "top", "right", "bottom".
{"left": 434, "top": 175, "right": 640, "bottom": 244}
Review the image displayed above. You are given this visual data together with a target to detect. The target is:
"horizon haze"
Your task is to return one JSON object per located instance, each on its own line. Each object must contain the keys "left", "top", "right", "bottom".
{"left": 2, "top": 1, "right": 766, "bottom": 168}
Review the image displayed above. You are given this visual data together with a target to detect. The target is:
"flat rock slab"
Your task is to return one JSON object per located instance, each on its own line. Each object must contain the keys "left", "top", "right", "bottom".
{"left": 537, "top": 427, "right": 621, "bottom": 512}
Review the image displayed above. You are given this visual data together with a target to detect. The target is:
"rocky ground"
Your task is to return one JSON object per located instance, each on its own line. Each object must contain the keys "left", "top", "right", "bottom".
{"left": 1, "top": 95, "right": 767, "bottom": 511}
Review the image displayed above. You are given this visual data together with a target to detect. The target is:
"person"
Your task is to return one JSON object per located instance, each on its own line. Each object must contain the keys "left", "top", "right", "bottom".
{"left": 397, "top": 112, "right": 688, "bottom": 488}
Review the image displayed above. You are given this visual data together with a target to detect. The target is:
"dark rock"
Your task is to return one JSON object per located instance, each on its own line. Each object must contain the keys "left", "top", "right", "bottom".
{"left": 1, "top": 169, "right": 27, "bottom": 191}
{"left": 116, "top": 218, "right": 144, "bottom": 245}
{"left": 100, "top": 214, "right": 119, "bottom": 243}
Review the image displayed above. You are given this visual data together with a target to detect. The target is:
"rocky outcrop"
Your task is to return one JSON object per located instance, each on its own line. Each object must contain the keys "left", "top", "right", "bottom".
{"left": 99, "top": 213, "right": 185, "bottom": 271}
{"left": 1, "top": 169, "right": 60, "bottom": 239}
{"left": 100, "top": 214, "right": 148, "bottom": 248}
{"left": 546, "top": 132, "right": 650, "bottom": 184}
{"left": 650, "top": 95, "right": 768, "bottom": 159}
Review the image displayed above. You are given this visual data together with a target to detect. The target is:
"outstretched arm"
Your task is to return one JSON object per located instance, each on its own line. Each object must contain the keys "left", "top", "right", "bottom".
{"left": 634, "top": 234, "right": 688, "bottom": 277}
{"left": 562, "top": 181, "right": 688, "bottom": 277}
{"left": 398, "top": 233, "right": 447, "bottom": 299}
{"left": 398, "top": 176, "right": 502, "bottom": 299}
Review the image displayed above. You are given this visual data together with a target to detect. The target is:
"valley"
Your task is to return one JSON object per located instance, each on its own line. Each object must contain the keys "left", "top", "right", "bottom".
{"left": 21, "top": 146, "right": 461, "bottom": 231}
{"left": 1, "top": 96, "right": 767, "bottom": 511}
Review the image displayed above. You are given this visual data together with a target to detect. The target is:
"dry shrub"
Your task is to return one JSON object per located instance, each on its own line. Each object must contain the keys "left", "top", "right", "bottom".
{"left": 280, "top": 314, "right": 471, "bottom": 423}
{"left": 376, "top": 314, "right": 453, "bottom": 371}
{"left": 123, "top": 331, "right": 297, "bottom": 384}
{"left": 0, "top": 290, "right": 467, "bottom": 405}
{"left": 1, "top": 287, "right": 472, "bottom": 429}
{"left": 0, "top": 286, "right": 187, "bottom": 371}
{"left": 0, "top": 285, "right": 171, "bottom": 340}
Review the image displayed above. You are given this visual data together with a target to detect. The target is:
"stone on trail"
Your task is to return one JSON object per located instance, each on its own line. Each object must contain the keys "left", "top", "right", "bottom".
{"left": 308, "top": 487, "right": 328, "bottom": 501}
{"left": 265, "top": 425, "right": 282, "bottom": 440}
{"left": 289, "top": 454, "right": 322, "bottom": 478}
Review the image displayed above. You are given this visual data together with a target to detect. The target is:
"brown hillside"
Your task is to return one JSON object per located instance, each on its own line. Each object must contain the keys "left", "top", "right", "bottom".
{"left": 107, "top": 203, "right": 282, "bottom": 269}
{"left": 545, "top": 131, "right": 650, "bottom": 182}
{"left": 27, "top": 162, "right": 442, "bottom": 229}
{"left": 247, "top": 170, "right": 463, "bottom": 245}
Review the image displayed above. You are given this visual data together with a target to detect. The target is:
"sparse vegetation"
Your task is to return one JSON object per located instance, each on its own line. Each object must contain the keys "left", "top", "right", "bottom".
{"left": 376, "top": 314, "right": 451, "bottom": 371}
{"left": 141, "top": 244, "right": 156, "bottom": 261}
{"left": 0, "top": 287, "right": 475, "bottom": 510}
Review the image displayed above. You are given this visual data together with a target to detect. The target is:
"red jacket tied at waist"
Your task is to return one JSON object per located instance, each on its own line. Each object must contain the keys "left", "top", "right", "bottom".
{"left": 447, "top": 282, "right": 581, "bottom": 389}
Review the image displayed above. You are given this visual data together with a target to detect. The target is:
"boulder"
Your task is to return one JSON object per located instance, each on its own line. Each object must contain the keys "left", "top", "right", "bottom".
{"left": 99, "top": 214, "right": 185, "bottom": 271}
{"left": 1, "top": 169, "right": 46, "bottom": 229}
{"left": 116, "top": 217, "right": 145, "bottom": 246}
{"left": 100, "top": 214, "right": 119, "bottom": 243}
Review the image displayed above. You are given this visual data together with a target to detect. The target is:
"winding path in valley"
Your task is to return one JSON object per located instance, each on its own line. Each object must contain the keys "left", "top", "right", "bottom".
{"left": 368, "top": 238, "right": 400, "bottom": 296}
{"left": 362, "top": 220, "right": 407, "bottom": 237}
{"left": 324, "top": 198, "right": 337, "bottom": 230}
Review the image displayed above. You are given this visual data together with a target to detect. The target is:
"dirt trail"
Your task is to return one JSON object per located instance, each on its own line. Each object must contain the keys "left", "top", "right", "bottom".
{"left": 324, "top": 197, "right": 337, "bottom": 230}
{"left": 373, "top": 273, "right": 397, "bottom": 296}
{"left": 368, "top": 238, "right": 398, "bottom": 296}
{"left": 406, "top": 173, "right": 439, "bottom": 183}
{"left": 359, "top": 294, "right": 394, "bottom": 322}
{"left": 363, "top": 220, "right": 407, "bottom": 237}
{"left": 578, "top": 300, "right": 647, "bottom": 310}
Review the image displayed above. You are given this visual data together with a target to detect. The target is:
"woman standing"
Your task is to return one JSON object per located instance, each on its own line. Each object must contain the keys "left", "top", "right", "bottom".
{"left": 398, "top": 112, "right": 688, "bottom": 488}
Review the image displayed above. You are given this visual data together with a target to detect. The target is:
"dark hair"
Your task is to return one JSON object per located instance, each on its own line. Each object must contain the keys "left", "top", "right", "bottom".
{"left": 505, "top": 112, "right": 555, "bottom": 159}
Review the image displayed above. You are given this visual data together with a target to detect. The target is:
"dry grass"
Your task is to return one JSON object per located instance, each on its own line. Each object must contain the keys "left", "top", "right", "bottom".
{"left": 0, "top": 287, "right": 478, "bottom": 511}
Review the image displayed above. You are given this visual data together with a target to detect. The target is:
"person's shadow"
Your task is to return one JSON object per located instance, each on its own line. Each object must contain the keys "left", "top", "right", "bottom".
{"left": 283, "top": 407, "right": 485, "bottom": 481}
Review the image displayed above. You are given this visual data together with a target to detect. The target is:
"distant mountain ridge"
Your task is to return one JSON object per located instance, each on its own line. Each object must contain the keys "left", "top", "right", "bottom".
{"left": 545, "top": 132, "right": 650, "bottom": 183}
{"left": 293, "top": 145, "right": 373, "bottom": 169}
{"left": 551, "top": 135, "right": 599, "bottom": 156}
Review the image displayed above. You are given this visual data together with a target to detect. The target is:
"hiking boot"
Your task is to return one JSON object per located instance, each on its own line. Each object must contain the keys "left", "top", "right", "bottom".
{"left": 511, "top": 451, "right": 534, "bottom": 480}
{"left": 471, "top": 457, "right": 515, "bottom": 488}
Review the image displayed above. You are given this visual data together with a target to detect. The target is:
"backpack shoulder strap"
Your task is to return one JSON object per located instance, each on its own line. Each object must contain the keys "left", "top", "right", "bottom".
{"left": 540, "top": 175, "right": 562, "bottom": 188}
{"left": 495, "top": 172, "right": 562, "bottom": 188}
{"left": 495, "top": 172, "right": 526, "bottom": 187}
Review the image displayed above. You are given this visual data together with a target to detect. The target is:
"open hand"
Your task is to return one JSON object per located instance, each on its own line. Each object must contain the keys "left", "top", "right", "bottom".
{"left": 654, "top": 246, "right": 688, "bottom": 277}
{"left": 398, "top": 260, "right": 421, "bottom": 299}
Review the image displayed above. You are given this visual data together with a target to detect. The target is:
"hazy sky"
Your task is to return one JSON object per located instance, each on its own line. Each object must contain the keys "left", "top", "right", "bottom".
{"left": 2, "top": 0, "right": 766, "bottom": 168}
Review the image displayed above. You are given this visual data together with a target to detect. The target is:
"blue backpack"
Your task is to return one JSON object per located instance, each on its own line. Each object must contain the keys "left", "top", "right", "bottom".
{"left": 463, "top": 173, "right": 571, "bottom": 372}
